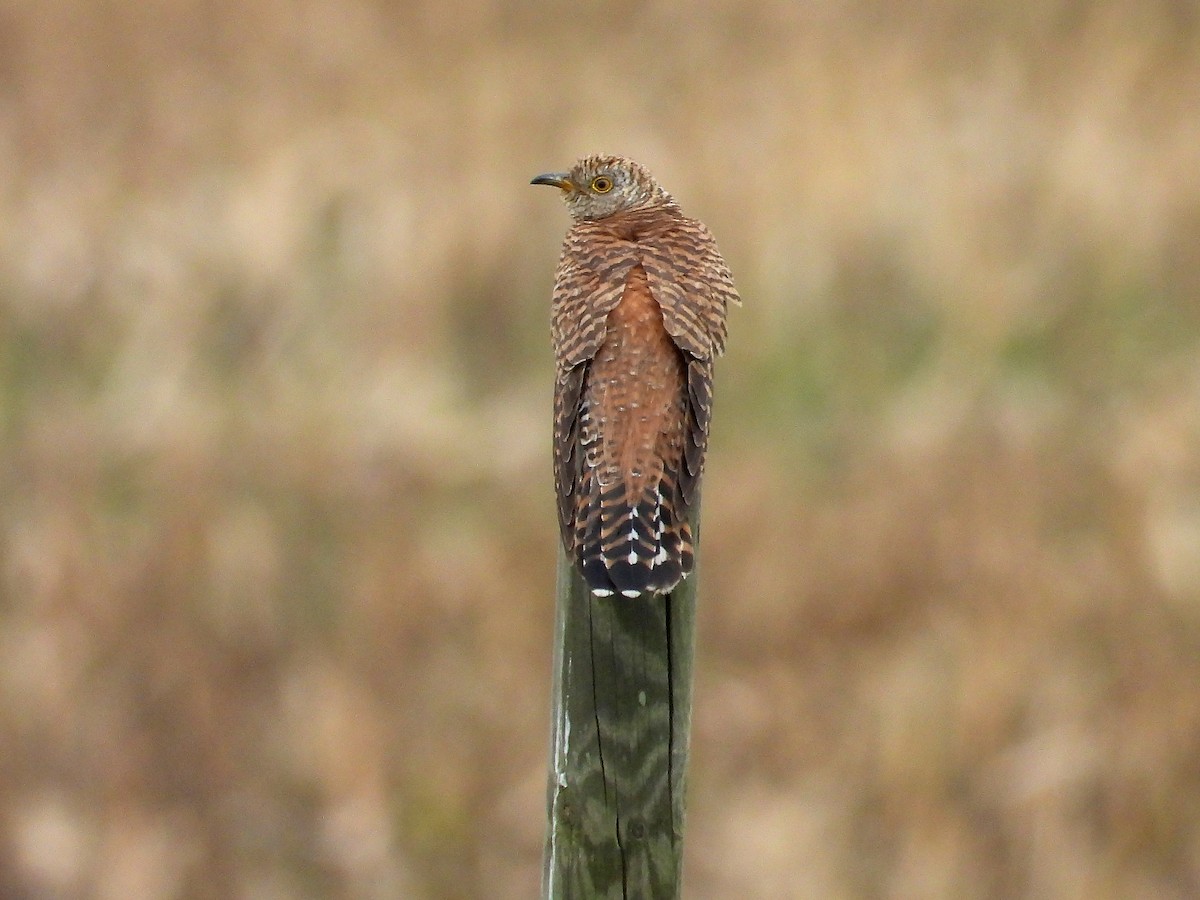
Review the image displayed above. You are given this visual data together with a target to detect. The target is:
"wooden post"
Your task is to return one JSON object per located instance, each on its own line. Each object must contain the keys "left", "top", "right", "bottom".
{"left": 541, "top": 522, "right": 699, "bottom": 899}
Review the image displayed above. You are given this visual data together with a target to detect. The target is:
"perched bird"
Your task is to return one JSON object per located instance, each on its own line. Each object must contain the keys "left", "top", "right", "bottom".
{"left": 532, "top": 155, "right": 740, "bottom": 597}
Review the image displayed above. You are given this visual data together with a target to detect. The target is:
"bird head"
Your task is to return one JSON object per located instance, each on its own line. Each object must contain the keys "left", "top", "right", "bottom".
{"left": 531, "top": 155, "right": 672, "bottom": 221}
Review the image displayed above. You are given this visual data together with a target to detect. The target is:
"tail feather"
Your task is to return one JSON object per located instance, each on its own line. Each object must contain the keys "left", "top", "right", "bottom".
{"left": 575, "top": 467, "right": 694, "bottom": 597}
{"left": 576, "top": 481, "right": 618, "bottom": 596}
{"left": 657, "top": 461, "right": 694, "bottom": 583}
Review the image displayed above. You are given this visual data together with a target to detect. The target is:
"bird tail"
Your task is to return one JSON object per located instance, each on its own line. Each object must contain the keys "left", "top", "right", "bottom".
{"left": 574, "top": 464, "right": 693, "bottom": 598}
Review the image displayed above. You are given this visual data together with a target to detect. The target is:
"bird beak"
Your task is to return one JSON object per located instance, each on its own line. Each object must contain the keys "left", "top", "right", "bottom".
{"left": 531, "top": 172, "right": 574, "bottom": 191}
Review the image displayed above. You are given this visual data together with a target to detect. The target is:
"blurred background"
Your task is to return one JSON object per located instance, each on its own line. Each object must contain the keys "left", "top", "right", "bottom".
{"left": 1, "top": 0, "right": 1199, "bottom": 897}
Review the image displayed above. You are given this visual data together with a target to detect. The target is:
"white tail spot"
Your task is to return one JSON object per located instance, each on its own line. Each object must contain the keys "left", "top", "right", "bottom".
{"left": 593, "top": 588, "right": 615, "bottom": 597}
{"left": 621, "top": 589, "right": 641, "bottom": 598}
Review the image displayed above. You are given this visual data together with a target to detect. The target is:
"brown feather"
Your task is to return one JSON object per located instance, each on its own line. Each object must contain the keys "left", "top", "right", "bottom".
{"left": 542, "top": 155, "right": 739, "bottom": 596}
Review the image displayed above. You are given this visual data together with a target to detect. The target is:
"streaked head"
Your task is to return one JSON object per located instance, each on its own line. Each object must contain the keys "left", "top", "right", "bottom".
{"left": 531, "top": 155, "right": 672, "bottom": 221}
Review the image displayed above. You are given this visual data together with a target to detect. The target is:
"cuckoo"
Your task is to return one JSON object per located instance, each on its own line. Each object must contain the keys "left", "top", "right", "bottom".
{"left": 532, "top": 155, "right": 740, "bottom": 598}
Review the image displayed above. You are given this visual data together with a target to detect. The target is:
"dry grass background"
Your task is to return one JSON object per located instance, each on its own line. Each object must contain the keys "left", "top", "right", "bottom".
{"left": 1, "top": 0, "right": 1199, "bottom": 897}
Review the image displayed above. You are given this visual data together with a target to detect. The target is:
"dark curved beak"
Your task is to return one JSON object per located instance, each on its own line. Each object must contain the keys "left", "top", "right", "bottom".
{"left": 531, "top": 172, "right": 574, "bottom": 190}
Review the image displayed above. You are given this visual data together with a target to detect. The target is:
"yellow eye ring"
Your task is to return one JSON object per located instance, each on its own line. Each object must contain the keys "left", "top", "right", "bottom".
{"left": 591, "top": 176, "right": 613, "bottom": 193}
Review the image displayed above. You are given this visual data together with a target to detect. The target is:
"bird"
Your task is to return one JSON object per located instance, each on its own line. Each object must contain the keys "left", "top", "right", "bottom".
{"left": 531, "top": 155, "right": 740, "bottom": 598}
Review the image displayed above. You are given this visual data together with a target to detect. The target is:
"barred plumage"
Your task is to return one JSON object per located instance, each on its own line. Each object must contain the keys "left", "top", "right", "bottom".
{"left": 533, "top": 155, "right": 739, "bottom": 597}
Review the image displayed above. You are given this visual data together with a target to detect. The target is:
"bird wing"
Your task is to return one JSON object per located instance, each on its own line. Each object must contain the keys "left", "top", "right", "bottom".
{"left": 552, "top": 360, "right": 587, "bottom": 552}
{"left": 550, "top": 224, "right": 640, "bottom": 556}
{"left": 550, "top": 225, "right": 640, "bottom": 371}
{"left": 638, "top": 216, "right": 739, "bottom": 508}
{"left": 639, "top": 217, "right": 740, "bottom": 360}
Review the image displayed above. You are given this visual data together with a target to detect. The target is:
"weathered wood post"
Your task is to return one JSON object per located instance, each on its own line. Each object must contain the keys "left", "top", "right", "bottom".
{"left": 541, "top": 520, "right": 699, "bottom": 899}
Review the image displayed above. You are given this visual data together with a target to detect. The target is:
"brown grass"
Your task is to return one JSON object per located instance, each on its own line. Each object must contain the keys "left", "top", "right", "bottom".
{"left": 1, "top": 0, "right": 1199, "bottom": 896}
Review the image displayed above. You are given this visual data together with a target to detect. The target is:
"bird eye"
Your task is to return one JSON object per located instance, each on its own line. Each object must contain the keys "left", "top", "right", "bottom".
{"left": 591, "top": 176, "right": 613, "bottom": 193}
